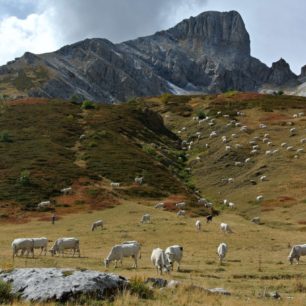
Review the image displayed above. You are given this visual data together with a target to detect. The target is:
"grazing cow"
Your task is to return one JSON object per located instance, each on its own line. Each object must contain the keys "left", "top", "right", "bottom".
{"left": 176, "top": 202, "right": 186, "bottom": 209}
{"left": 245, "top": 158, "right": 251, "bottom": 163}
{"left": 300, "top": 138, "right": 306, "bottom": 144}
{"left": 49, "top": 237, "right": 80, "bottom": 257}
{"left": 209, "top": 131, "right": 217, "bottom": 138}
{"left": 154, "top": 202, "right": 164, "bottom": 209}
{"left": 234, "top": 161, "right": 243, "bottom": 167}
{"left": 220, "top": 223, "right": 233, "bottom": 234}
{"left": 140, "top": 214, "right": 151, "bottom": 224}
{"left": 251, "top": 217, "right": 260, "bottom": 224}
{"left": 198, "top": 198, "right": 208, "bottom": 205}
{"left": 225, "top": 145, "right": 231, "bottom": 151}
{"left": 37, "top": 201, "right": 53, "bottom": 209}
{"left": 195, "top": 220, "right": 202, "bottom": 231}
{"left": 165, "top": 245, "right": 183, "bottom": 271}
{"left": 287, "top": 146, "right": 294, "bottom": 151}
{"left": 177, "top": 210, "right": 186, "bottom": 217}
{"left": 297, "top": 148, "right": 304, "bottom": 154}
{"left": 31, "top": 237, "right": 48, "bottom": 256}
{"left": 290, "top": 128, "right": 297, "bottom": 136}
{"left": 259, "top": 124, "right": 267, "bottom": 129}
{"left": 298, "top": 112, "right": 304, "bottom": 117}
{"left": 260, "top": 175, "right": 267, "bottom": 182}
{"left": 12, "top": 238, "right": 34, "bottom": 258}
{"left": 151, "top": 248, "right": 171, "bottom": 275}
{"left": 256, "top": 195, "right": 264, "bottom": 202}
{"left": 61, "top": 187, "right": 72, "bottom": 195}
{"left": 104, "top": 243, "right": 141, "bottom": 268}
{"left": 91, "top": 220, "right": 103, "bottom": 231}
{"left": 135, "top": 177, "right": 144, "bottom": 185}
{"left": 288, "top": 244, "right": 306, "bottom": 264}
{"left": 217, "top": 243, "right": 228, "bottom": 263}
{"left": 206, "top": 215, "right": 213, "bottom": 223}
{"left": 281, "top": 142, "right": 288, "bottom": 148}
{"left": 110, "top": 182, "right": 120, "bottom": 188}
{"left": 228, "top": 202, "right": 235, "bottom": 209}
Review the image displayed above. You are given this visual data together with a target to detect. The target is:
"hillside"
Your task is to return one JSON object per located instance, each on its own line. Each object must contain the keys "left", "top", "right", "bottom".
{"left": 1, "top": 93, "right": 306, "bottom": 304}
{"left": 0, "top": 98, "right": 197, "bottom": 221}
{"left": 0, "top": 11, "right": 303, "bottom": 103}
{"left": 138, "top": 92, "right": 306, "bottom": 229}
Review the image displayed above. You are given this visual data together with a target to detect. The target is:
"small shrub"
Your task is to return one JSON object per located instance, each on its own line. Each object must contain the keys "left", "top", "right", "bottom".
{"left": 0, "top": 280, "right": 13, "bottom": 304}
{"left": 81, "top": 100, "right": 96, "bottom": 110}
{"left": 129, "top": 277, "right": 153, "bottom": 299}
{"left": 160, "top": 93, "right": 172, "bottom": 104}
{"left": 142, "top": 144, "right": 156, "bottom": 156}
{"left": 19, "top": 170, "right": 31, "bottom": 186}
{"left": 196, "top": 110, "right": 206, "bottom": 120}
{"left": 0, "top": 131, "right": 12, "bottom": 143}
{"left": 294, "top": 280, "right": 306, "bottom": 292}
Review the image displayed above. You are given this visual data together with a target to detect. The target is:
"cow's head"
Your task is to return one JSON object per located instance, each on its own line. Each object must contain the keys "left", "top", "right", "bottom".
{"left": 104, "top": 258, "right": 110, "bottom": 268}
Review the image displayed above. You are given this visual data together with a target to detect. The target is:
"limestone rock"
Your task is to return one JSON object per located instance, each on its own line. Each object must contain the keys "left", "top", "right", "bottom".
{"left": 0, "top": 268, "right": 127, "bottom": 302}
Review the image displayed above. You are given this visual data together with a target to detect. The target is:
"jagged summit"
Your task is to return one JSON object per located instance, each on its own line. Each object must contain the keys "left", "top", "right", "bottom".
{"left": 0, "top": 10, "right": 304, "bottom": 102}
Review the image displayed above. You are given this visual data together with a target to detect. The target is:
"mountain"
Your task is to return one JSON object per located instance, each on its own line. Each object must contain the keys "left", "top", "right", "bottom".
{"left": 0, "top": 10, "right": 303, "bottom": 102}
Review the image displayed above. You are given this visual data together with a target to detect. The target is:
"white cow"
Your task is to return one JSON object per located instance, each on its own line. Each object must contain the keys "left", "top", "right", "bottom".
{"left": 104, "top": 243, "right": 141, "bottom": 268}
{"left": 61, "top": 187, "right": 72, "bottom": 195}
{"left": 154, "top": 202, "right": 164, "bottom": 209}
{"left": 177, "top": 210, "right": 186, "bottom": 217}
{"left": 195, "top": 220, "right": 202, "bottom": 231}
{"left": 135, "top": 177, "right": 144, "bottom": 185}
{"left": 176, "top": 202, "right": 186, "bottom": 209}
{"left": 12, "top": 238, "right": 34, "bottom": 258}
{"left": 110, "top": 182, "right": 120, "bottom": 187}
{"left": 165, "top": 245, "right": 183, "bottom": 271}
{"left": 228, "top": 202, "right": 235, "bottom": 209}
{"left": 151, "top": 248, "right": 171, "bottom": 275}
{"left": 37, "top": 201, "right": 52, "bottom": 209}
{"left": 288, "top": 244, "right": 306, "bottom": 264}
{"left": 91, "top": 220, "right": 103, "bottom": 231}
{"left": 50, "top": 237, "right": 80, "bottom": 257}
{"left": 260, "top": 175, "right": 267, "bottom": 182}
{"left": 256, "top": 195, "right": 264, "bottom": 202}
{"left": 217, "top": 242, "right": 228, "bottom": 263}
{"left": 220, "top": 223, "right": 233, "bottom": 234}
{"left": 251, "top": 217, "right": 260, "bottom": 224}
{"left": 32, "top": 237, "right": 48, "bottom": 256}
{"left": 140, "top": 214, "right": 151, "bottom": 224}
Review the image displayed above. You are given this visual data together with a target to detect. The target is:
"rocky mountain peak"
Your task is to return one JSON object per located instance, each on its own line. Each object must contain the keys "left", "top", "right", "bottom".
{"left": 167, "top": 10, "right": 250, "bottom": 58}
{"left": 268, "top": 58, "right": 297, "bottom": 86}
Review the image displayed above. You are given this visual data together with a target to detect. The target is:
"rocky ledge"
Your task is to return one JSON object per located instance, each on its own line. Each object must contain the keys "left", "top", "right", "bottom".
{"left": 0, "top": 268, "right": 127, "bottom": 302}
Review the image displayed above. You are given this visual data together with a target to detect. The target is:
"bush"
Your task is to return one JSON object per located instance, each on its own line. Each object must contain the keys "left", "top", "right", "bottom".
{"left": 196, "top": 110, "right": 206, "bottom": 120}
{"left": 0, "top": 131, "right": 12, "bottom": 143}
{"left": 142, "top": 144, "right": 156, "bottom": 156}
{"left": 160, "top": 93, "right": 172, "bottom": 104}
{"left": 129, "top": 277, "right": 153, "bottom": 299}
{"left": 19, "top": 170, "right": 31, "bottom": 186}
{"left": 81, "top": 100, "right": 96, "bottom": 110}
{"left": 0, "top": 280, "right": 13, "bottom": 304}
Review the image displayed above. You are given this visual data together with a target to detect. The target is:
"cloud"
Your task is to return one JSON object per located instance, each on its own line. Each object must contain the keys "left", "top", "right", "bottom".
{"left": 49, "top": 0, "right": 207, "bottom": 43}
{"left": 0, "top": 7, "right": 60, "bottom": 65}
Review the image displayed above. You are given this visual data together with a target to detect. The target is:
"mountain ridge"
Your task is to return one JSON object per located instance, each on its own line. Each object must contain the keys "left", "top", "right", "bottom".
{"left": 0, "top": 10, "right": 303, "bottom": 102}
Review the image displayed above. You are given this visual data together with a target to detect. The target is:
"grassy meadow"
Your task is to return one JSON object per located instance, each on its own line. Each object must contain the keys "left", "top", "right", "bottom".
{"left": 1, "top": 93, "right": 306, "bottom": 304}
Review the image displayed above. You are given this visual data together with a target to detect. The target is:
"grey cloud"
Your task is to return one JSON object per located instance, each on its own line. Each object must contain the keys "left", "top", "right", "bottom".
{"left": 49, "top": 0, "right": 207, "bottom": 44}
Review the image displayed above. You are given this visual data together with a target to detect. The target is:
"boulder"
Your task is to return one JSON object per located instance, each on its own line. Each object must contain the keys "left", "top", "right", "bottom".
{"left": 0, "top": 268, "right": 127, "bottom": 302}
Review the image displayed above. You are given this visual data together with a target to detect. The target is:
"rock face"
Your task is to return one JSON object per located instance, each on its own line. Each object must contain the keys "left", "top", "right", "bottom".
{"left": 0, "top": 268, "right": 127, "bottom": 302}
{"left": 0, "top": 10, "right": 302, "bottom": 102}
{"left": 267, "top": 58, "right": 298, "bottom": 86}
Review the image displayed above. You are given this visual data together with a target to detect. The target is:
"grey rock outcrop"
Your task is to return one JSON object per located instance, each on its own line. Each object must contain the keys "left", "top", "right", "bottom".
{"left": 0, "top": 268, "right": 127, "bottom": 302}
{"left": 267, "top": 58, "right": 298, "bottom": 86}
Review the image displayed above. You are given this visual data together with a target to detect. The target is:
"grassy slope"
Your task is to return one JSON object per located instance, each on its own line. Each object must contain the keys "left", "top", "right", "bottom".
{"left": 140, "top": 93, "right": 306, "bottom": 229}
{"left": 0, "top": 98, "right": 192, "bottom": 219}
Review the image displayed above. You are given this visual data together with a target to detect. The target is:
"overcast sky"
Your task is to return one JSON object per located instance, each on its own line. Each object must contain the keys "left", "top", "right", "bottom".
{"left": 0, "top": 0, "right": 304, "bottom": 73}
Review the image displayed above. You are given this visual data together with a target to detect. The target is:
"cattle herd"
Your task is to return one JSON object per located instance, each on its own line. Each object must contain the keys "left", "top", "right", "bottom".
{"left": 9, "top": 110, "right": 306, "bottom": 274}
